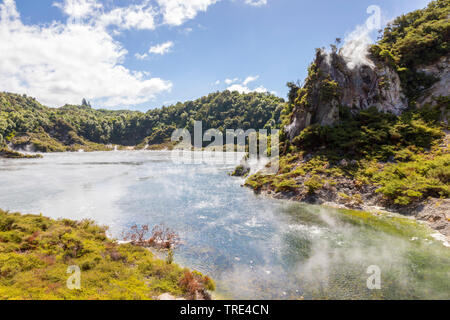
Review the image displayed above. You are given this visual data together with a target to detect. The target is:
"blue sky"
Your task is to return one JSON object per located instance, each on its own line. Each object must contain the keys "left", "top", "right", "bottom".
{"left": 1, "top": 0, "right": 431, "bottom": 110}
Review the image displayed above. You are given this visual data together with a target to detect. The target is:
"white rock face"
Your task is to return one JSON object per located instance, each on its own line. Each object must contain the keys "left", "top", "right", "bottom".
{"left": 373, "top": 65, "right": 407, "bottom": 115}
{"left": 324, "top": 52, "right": 407, "bottom": 115}
{"left": 417, "top": 54, "right": 450, "bottom": 107}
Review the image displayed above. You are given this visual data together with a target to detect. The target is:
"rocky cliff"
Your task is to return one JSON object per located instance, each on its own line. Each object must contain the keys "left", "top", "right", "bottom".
{"left": 285, "top": 0, "right": 449, "bottom": 142}
{"left": 286, "top": 48, "right": 408, "bottom": 141}
{"left": 417, "top": 54, "right": 450, "bottom": 124}
{"left": 285, "top": 48, "right": 450, "bottom": 142}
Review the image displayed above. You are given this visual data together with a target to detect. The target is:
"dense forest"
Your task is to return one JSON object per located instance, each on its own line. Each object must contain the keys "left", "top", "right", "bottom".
{"left": 0, "top": 91, "right": 284, "bottom": 152}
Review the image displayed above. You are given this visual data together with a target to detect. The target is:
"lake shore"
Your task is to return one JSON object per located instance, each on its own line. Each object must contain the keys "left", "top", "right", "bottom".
{"left": 248, "top": 183, "right": 450, "bottom": 246}
{"left": 3, "top": 146, "right": 448, "bottom": 244}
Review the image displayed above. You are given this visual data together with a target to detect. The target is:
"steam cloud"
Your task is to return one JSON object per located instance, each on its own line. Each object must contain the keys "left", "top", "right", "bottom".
{"left": 340, "top": 5, "right": 382, "bottom": 69}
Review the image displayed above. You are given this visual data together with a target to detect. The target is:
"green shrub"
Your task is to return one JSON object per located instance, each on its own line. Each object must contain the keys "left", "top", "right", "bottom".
{"left": 304, "top": 175, "right": 324, "bottom": 194}
{"left": 291, "top": 106, "right": 444, "bottom": 162}
{"left": 0, "top": 216, "right": 15, "bottom": 232}
{"left": 374, "top": 154, "right": 450, "bottom": 205}
{"left": 274, "top": 178, "right": 298, "bottom": 193}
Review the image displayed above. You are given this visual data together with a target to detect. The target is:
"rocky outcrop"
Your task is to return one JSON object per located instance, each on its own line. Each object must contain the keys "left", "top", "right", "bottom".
{"left": 0, "top": 146, "right": 42, "bottom": 159}
{"left": 286, "top": 49, "right": 408, "bottom": 140}
{"left": 417, "top": 54, "right": 450, "bottom": 124}
{"left": 417, "top": 55, "right": 450, "bottom": 106}
{"left": 409, "top": 199, "right": 450, "bottom": 238}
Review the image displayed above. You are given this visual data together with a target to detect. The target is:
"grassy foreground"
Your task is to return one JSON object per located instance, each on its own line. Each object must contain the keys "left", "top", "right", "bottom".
{"left": 0, "top": 210, "right": 214, "bottom": 300}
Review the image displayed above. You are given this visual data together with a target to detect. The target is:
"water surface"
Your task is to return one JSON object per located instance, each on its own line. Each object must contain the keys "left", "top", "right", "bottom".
{"left": 0, "top": 151, "right": 449, "bottom": 299}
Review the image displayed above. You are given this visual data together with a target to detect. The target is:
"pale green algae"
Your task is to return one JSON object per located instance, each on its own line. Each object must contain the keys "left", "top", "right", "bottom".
{"left": 277, "top": 203, "right": 450, "bottom": 300}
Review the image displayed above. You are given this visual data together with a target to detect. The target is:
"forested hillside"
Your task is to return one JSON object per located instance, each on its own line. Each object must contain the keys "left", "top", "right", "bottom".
{"left": 0, "top": 91, "right": 284, "bottom": 152}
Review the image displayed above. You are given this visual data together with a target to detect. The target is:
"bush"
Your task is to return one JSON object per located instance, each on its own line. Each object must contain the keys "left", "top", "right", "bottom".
{"left": 179, "top": 270, "right": 215, "bottom": 300}
{"left": 230, "top": 165, "right": 250, "bottom": 177}
{"left": 122, "top": 224, "right": 181, "bottom": 250}
{"left": 0, "top": 216, "right": 15, "bottom": 232}
{"left": 291, "top": 106, "right": 444, "bottom": 161}
{"left": 274, "top": 178, "right": 298, "bottom": 193}
{"left": 304, "top": 175, "right": 324, "bottom": 194}
{"left": 374, "top": 154, "right": 450, "bottom": 205}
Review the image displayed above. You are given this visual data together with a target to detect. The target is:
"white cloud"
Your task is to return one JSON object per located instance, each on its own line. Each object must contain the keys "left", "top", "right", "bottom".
{"left": 226, "top": 75, "right": 268, "bottom": 94}
{"left": 0, "top": 0, "right": 172, "bottom": 108}
{"left": 244, "top": 0, "right": 267, "bottom": 7}
{"left": 53, "top": 0, "right": 226, "bottom": 30}
{"left": 0, "top": 0, "right": 268, "bottom": 108}
{"left": 149, "top": 41, "right": 174, "bottom": 55}
{"left": 253, "top": 85, "right": 268, "bottom": 93}
{"left": 98, "top": 3, "right": 157, "bottom": 30}
{"left": 180, "top": 27, "right": 193, "bottom": 35}
{"left": 54, "top": 0, "right": 156, "bottom": 30}
{"left": 225, "top": 74, "right": 270, "bottom": 94}
{"left": 156, "top": 0, "right": 219, "bottom": 26}
{"left": 135, "top": 53, "right": 149, "bottom": 60}
{"left": 225, "top": 78, "right": 239, "bottom": 85}
{"left": 53, "top": 0, "right": 101, "bottom": 19}
{"left": 213, "top": 80, "right": 220, "bottom": 85}
{"left": 227, "top": 84, "right": 251, "bottom": 94}
{"left": 243, "top": 75, "right": 259, "bottom": 86}
{"left": 227, "top": 84, "right": 268, "bottom": 94}
{"left": 0, "top": 0, "right": 18, "bottom": 20}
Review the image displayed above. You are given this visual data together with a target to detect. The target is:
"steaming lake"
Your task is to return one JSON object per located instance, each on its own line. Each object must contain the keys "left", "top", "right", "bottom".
{"left": 1, "top": 151, "right": 449, "bottom": 299}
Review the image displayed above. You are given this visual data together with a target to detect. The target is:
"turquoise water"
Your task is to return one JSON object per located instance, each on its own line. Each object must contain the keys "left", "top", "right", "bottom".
{"left": 0, "top": 151, "right": 449, "bottom": 299}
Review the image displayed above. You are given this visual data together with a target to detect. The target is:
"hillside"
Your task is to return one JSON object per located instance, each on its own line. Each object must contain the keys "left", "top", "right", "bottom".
{"left": 244, "top": 0, "right": 450, "bottom": 235}
{"left": 0, "top": 91, "right": 284, "bottom": 153}
{"left": 0, "top": 210, "right": 214, "bottom": 300}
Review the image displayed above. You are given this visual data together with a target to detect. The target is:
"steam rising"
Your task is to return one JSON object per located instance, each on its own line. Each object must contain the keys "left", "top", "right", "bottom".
{"left": 341, "top": 24, "right": 376, "bottom": 69}
{"left": 340, "top": 5, "right": 382, "bottom": 69}
{"left": 0, "top": 151, "right": 448, "bottom": 299}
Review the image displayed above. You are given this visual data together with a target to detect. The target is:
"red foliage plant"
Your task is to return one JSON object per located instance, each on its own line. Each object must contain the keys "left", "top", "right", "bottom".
{"left": 122, "top": 224, "right": 180, "bottom": 250}
{"left": 179, "top": 270, "right": 214, "bottom": 300}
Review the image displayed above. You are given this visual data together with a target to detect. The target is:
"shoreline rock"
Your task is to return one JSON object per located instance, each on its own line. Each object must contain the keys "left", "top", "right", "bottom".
{"left": 0, "top": 147, "right": 42, "bottom": 159}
